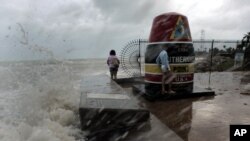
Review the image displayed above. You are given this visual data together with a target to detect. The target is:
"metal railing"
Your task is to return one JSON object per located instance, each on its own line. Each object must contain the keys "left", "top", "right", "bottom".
{"left": 120, "top": 39, "right": 240, "bottom": 78}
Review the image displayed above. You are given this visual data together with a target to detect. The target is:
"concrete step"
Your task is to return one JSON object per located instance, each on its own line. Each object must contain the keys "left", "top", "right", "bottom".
{"left": 79, "top": 75, "right": 150, "bottom": 140}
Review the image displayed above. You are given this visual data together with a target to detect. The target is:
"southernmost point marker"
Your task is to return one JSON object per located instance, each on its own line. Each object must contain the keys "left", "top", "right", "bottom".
{"left": 138, "top": 12, "right": 215, "bottom": 99}
{"left": 145, "top": 12, "right": 194, "bottom": 94}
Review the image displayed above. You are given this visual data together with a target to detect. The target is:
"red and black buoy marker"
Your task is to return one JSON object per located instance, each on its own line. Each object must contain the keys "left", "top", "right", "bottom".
{"left": 149, "top": 12, "right": 192, "bottom": 42}
{"left": 145, "top": 12, "right": 195, "bottom": 95}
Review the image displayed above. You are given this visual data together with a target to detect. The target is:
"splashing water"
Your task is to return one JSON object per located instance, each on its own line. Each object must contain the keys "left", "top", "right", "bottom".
{"left": 0, "top": 23, "right": 114, "bottom": 141}
{"left": 0, "top": 61, "right": 88, "bottom": 141}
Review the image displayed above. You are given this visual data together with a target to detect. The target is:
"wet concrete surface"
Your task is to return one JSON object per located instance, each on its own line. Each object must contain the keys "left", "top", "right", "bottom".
{"left": 122, "top": 72, "right": 250, "bottom": 141}
{"left": 132, "top": 84, "right": 215, "bottom": 100}
{"left": 122, "top": 114, "right": 183, "bottom": 141}
{"left": 80, "top": 72, "right": 250, "bottom": 141}
{"left": 80, "top": 75, "right": 182, "bottom": 141}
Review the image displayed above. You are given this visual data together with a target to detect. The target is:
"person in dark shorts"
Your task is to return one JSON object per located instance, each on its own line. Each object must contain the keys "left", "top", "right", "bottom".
{"left": 107, "top": 50, "right": 120, "bottom": 79}
{"left": 156, "top": 45, "right": 176, "bottom": 95}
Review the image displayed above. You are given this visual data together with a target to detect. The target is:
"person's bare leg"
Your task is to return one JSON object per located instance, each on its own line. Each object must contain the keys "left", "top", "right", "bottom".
{"left": 162, "top": 73, "right": 168, "bottom": 94}
{"left": 169, "top": 83, "right": 172, "bottom": 91}
{"left": 114, "top": 71, "right": 117, "bottom": 79}
{"left": 161, "top": 75, "right": 164, "bottom": 94}
{"left": 111, "top": 72, "right": 115, "bottom": 79}
{"left": 110, "top": 72, "right": 113, "bottom": 79}
{"left": 163, "top": 71, "right": 170, "bottom": 92}
{"left": 168, "top": 83, "right": 173, "bottom": 93}
{"left": 164, "top": 71, "right": 175, "bottom": 94}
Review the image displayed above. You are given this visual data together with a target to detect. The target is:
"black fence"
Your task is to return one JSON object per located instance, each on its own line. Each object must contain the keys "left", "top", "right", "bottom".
{"left": 120, "top": 39, "right": 240, "bottom": 78}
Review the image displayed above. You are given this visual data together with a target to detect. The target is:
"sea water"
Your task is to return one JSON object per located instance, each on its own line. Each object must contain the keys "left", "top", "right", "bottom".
{"left": 0, "top": 59, "right": 107, "bottom": 141}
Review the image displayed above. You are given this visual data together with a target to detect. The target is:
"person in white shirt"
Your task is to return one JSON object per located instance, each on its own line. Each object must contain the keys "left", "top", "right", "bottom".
{"left": 156, "top": 45, "right": 176, "bottom": 95}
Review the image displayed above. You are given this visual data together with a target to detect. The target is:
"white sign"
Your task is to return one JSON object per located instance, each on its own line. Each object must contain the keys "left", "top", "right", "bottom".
{"left": 234, "top": 53, "right": 244, "bottom": 67}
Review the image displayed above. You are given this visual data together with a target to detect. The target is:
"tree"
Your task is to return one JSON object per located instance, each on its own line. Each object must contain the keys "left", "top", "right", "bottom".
{"left": 241, "top": 32, "right": 250, "bottom": 69}
{"left": 212, "top": 47, "right": 219, "bottom": 55}
{"left": 223, "top": 45, "right": 226, "bottom": 50}
{"left": 226, "top": 47, "right": 232, "bottom": 54}
{"left": 241, "top": 32, "right": 250, "bottom": 48}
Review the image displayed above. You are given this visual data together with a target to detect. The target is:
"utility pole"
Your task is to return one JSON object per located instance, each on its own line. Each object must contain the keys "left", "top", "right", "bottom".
{"left": 200, "top": 30, "right": 205, "bottom": 52}
{"left": 208, "top": 40, "right": 214, "bottom": 90}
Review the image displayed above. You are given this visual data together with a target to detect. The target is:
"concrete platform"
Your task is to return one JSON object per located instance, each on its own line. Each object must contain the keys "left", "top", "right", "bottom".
{"left": 133, "top": 84, "right": 215, "bottom": 100}
{"left": 79, "top": 75, "right": 185, "bottom": 141}
{"left": 78, "top": 72, "right": 250, "bottom": 141}
{"left": 115, "top": 77, "right": 215, "bottom": 100}
{"left": 116, "top": 72, "right": 250, "bottom": 141}
{"left": 79, "top": 75, "right": 150, "bottom": 140}
{"left": 122, "top": 114, "right": 183, "bottom": 141}
{"left": 114, "top": 77, "right": 145, "bottom": 85}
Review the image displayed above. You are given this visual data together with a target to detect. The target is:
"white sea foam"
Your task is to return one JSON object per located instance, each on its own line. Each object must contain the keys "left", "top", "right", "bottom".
{"left": 0, "top": 60, "right": 106, "bottom": 141}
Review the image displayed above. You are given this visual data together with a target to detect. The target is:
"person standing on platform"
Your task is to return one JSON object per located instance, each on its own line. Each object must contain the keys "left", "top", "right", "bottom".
{"left": 156, "top": 45, "right": 176, "bottom": 94}
{"left": 107, "top": 50, "right": 120, "bottom": 80}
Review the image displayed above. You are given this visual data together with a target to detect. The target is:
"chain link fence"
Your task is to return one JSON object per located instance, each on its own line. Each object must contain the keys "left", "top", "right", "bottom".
{"left": 120, "top": 39, "right": 240, "bottom": 78}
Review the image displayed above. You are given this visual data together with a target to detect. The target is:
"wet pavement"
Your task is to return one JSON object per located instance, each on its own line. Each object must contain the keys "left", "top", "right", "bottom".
{"left": 80, "top": 75, "right": 182, "bottom": 141}
{"left": 120, "top": 72, "right": 250, "bottom": 141}
{"left": 186, "top": 72, "right": 250, "bottom": 141}
{"left": 80, "top": 72, "right": 250, "bottom": 141}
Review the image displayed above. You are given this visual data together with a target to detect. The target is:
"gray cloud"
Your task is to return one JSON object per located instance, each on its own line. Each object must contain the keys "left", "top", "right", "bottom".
{"left": 186, "top": 0, "right": 250, "bottom": 39}
{"left": 0, "top": 0, "right": 250, "bottom": 61}
{"left": 92, "top": 0, "right": 157, "bottom": 24}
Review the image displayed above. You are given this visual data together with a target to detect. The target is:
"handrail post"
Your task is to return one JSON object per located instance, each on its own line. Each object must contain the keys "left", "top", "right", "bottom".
{"left": 138, "top": 39, "right": 141, "bottom": 76}
{"left": 208, "top": 40, "right": 214, "bottom": 89}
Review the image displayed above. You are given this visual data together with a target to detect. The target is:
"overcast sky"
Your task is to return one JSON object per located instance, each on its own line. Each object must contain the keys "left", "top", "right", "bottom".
{"left": 1, "top": 0, "right": 249, "bottom": 61}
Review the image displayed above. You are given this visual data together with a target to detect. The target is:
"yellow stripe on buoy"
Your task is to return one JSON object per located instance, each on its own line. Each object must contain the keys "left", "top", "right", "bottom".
{"left": 145, "top": 63, "right": 194, "bottom": 74}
